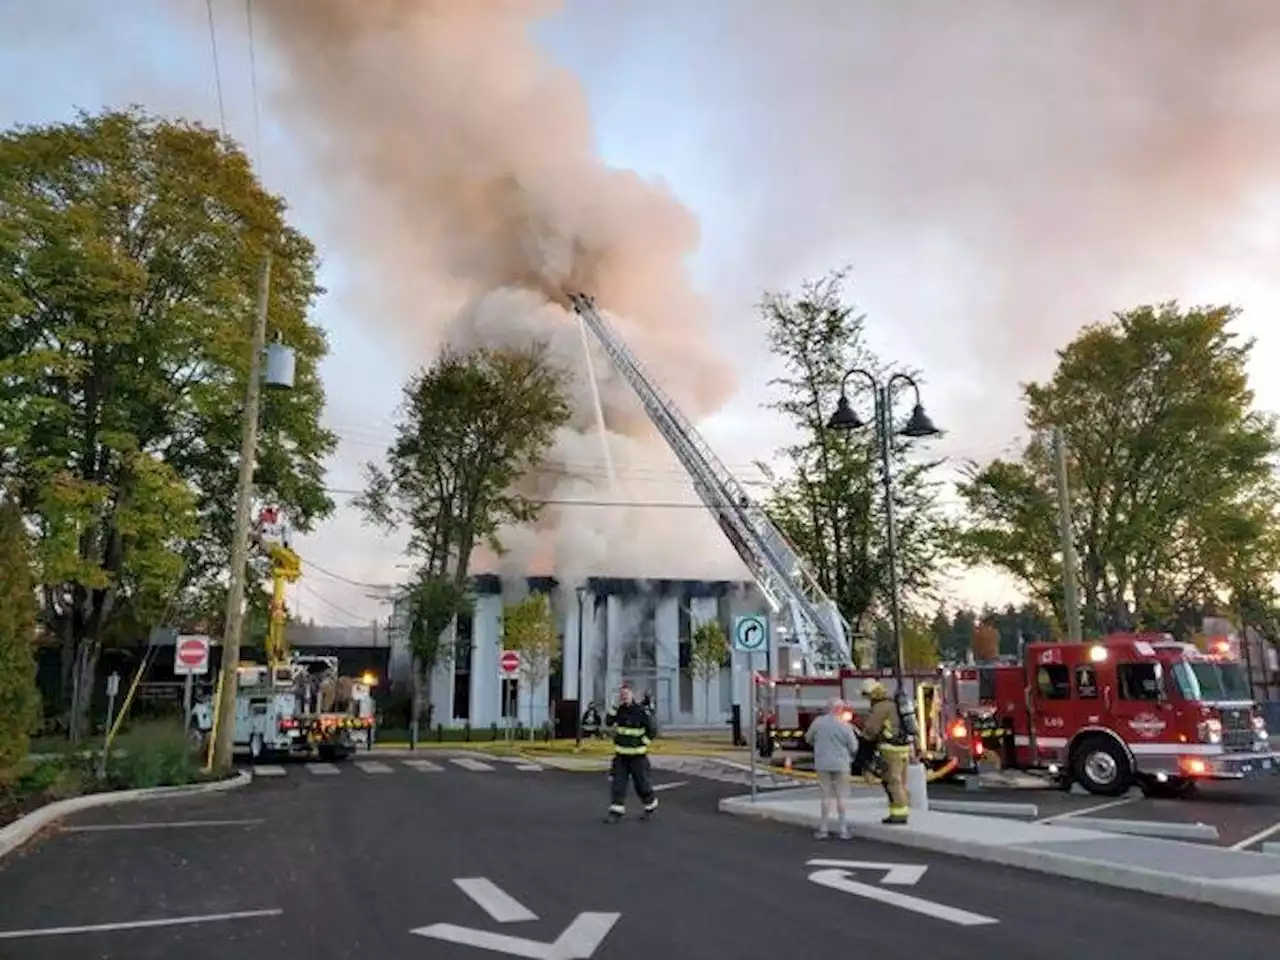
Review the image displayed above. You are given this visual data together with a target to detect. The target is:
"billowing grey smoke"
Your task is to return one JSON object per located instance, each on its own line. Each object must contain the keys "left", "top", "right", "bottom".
{"left": 252, "top": 0, "right": 746, "bottom": 581}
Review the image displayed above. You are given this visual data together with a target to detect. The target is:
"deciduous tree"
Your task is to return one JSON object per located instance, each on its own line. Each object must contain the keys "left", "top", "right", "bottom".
{"left": 0, "top": 108, "right": 336, "bottom": 738}
{"left": 899, "top": 619, "right": 941, "bottom": 670}
{"left": 958, "top": 304, "right": 1280, "bottom": 637}
{"left": 502, "top": 592, "right": 561, "bottom": 736}
{"left": 757, "top": 269, "right": 954, "bottom": 642}
{"left": 972, "top": 623, "right": 1001, "bottom": 662}
{"left": 403, "top": 575, "right": 472, "bottom": 743}
{"left": 688, "top": 620, "right": 729, "bottom": 724}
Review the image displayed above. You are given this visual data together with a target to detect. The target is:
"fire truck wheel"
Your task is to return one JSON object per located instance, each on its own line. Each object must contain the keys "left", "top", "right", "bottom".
{"left": 1070, "top": 735, "right": 1133, "bottom": 796}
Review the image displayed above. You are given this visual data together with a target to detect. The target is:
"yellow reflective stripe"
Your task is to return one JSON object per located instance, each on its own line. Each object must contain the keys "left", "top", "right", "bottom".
{"left": 614, "top": 745, "right": 647, "bottom": 755}
{"left": 616, "top": 726, "right": 647, "bottom": 735}
{"left": 888, "top": 806, "right": 909, "bottom": 816}
{"left": 880, "top": 744, "right": 911, "bottom": 754}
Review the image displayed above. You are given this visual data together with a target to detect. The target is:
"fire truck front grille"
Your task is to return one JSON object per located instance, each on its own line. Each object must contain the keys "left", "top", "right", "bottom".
{"left": 1219, "top": 708, "right": 1255, "bottom": 752}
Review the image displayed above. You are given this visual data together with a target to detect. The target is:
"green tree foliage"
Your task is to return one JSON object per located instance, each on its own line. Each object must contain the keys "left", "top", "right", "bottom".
{"left": 758, "top": 268, "right": 954, "bottom": 631}
{"left": 688, "top": 620, "right": 729, "bottom": 724}
{"left": 0, "top": 499, "right": 40, "bottom": 775}
{"left": 358, "top": 344, "right": 571, "bottom": 583}
{"left": 0, "top": 108, "right": 337, "bottom": 737}
{"left": 899, "top": 618, "right": 941, "bottom": 670}
{"left": 958, "top": 304, "right": 1280, "bottom": 636}
{"left": 502, "top": 591, "right": 561, "bottom": 734}
{"left": 403, "top": 575, "right": 473, "bottom": 740}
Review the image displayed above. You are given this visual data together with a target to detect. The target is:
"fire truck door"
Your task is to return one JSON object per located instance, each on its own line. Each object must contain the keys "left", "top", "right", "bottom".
{"left": 1029, "top": 650, "right": 1072, "bottom": 761}
{"left": 1102, "top": 652, "right": 1171, "bottom": 743}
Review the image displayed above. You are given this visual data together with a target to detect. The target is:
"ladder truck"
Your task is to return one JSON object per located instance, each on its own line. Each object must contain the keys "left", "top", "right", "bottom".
{"left": 568, "top": 293, "right": 852, "bottom": 675}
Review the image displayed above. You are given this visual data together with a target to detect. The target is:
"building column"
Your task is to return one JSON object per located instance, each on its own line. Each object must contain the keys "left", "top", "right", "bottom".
{"left": 470, "top": 593, "right": 502, "bottom": 726}
{"left": 653, "top": 594, "right": 678, "bottom": 724}
{"left": 605, "top": 594, "right": 625, "bottom": 701}
{"left": 564, "top": 592, "right": 582, "bottom": 702}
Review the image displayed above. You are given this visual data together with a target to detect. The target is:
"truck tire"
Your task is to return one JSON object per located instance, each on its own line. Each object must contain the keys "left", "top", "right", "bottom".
{"left": 1071, "top": 735, "right": 1132, "bottom": 796}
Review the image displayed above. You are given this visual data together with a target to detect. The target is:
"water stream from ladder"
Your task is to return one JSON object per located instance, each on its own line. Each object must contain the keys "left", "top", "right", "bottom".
{"left": 577, "top": 314, "right": 619, "bottom": 493}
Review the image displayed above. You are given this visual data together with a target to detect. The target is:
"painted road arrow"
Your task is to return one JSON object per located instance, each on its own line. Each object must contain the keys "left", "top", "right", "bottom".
{"left": 805, "top": 859, "right": 999, "bottom": 927}
{"left": 410, "top": 876, "right": 619, "bottom": 958}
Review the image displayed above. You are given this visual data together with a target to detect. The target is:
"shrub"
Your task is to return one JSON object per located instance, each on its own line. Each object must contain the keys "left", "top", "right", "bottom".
{"left": 0, "top": 500, "right": 40, "bottom": 775}
{"left": 107, "top": 721, "right": 203, "bottom": 790}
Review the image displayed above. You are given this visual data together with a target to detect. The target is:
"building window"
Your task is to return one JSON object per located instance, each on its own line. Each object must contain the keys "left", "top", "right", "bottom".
{"left": 453, "top": 609, "right": 473, "bottom": 722}
{"left": 1035, "top": 664, "right": 1070, "bottom": 700}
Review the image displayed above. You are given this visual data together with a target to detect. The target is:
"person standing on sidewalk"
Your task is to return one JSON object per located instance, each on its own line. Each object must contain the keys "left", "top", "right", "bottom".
{"left": 604, "top": 686, "right": 659, "bottom": 823}
{"left": 803, "top": 698, "right": 861, "bottom": 839}
{"left": 860, "top": 679, "right": 911, "bottom": 824}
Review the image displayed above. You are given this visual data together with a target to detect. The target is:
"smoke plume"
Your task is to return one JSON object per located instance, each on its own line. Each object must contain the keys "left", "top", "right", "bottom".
{"left": 252, "top": 0, "right": 746, "bottom": 582}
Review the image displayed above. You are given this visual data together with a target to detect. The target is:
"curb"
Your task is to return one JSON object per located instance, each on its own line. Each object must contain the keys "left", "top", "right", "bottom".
{"left": 1061, "top": 816, "right": 1220, "bottom": 842}
{"left": 0, "top": 771, "right": 252, "bottom": 862}
{"left": 719, "top": 796, "right": 1280, "bottom": 918}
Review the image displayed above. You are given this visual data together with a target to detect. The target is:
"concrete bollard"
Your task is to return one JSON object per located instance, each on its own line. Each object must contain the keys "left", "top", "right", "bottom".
{"left": 906, "top": 761, "right": 929, "bottom": 811}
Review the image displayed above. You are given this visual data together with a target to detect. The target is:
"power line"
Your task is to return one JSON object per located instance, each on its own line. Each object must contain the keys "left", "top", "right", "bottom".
{"left": 297, "top": 582, "right": 368, "bottom": 626}
{"left": 205, "top": 0, "right": 228, "bottom": 136}
{"left": 293, "top": 550, "right": 393, "bottom": 589}
{"left": 243, "top": 0, "right": 263, "bottom": 165}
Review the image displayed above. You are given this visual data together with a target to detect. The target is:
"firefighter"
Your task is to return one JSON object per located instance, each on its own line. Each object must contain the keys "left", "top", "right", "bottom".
{"left": 581, "top": 700, "right": 603, "bottom": 739}
{"left": 859, "top": 678, "right": 911, "bottom": 824}
{"left": 604, "top": 686, "right": 658, "bottom": 823}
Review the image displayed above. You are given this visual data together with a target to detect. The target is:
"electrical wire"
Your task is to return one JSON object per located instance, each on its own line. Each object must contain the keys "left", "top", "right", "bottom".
{"left": 205, "top": 0, "right": 228, "bottom": 136}
{"left": 298, "top": 582, "right": 369, "bottom": 626}
{"left": 243, "top": 0, "right": 263, "bottom": 166}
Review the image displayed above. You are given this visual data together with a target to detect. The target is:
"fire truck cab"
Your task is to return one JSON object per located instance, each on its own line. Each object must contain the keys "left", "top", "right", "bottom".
{"left": 949, "top": 634, "right": 1278, "bottom": 796}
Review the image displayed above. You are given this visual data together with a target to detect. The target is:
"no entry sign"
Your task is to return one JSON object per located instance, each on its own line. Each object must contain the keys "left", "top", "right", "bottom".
{"left": 174, "top": 635, "right": 211, "bottom": 676}
{"left": 499, "top": 649, "right": 521, "bottom": 679}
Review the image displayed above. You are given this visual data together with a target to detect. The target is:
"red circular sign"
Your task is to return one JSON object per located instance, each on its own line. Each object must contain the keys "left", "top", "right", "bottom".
{"left": 178, "top": 638, "right": 207, "bottom": 666}
{"left": 500, "top": 651, "right": 520, "bottom": 673}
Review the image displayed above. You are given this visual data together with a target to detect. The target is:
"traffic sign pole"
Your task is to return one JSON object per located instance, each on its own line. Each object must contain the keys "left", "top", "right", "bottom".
{"left": 183, "top": 673, "right": 194, "bottom": 732}
{"left": 748, "top": 652, "right": 757, "bottom": 802}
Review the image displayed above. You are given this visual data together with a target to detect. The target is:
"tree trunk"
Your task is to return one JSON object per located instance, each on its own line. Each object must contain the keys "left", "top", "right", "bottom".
{"left": 704, "top": 676, "right": 712, "bottom": 726}
{"left": 410, "top": 657, "right": 421, "bottom": 749}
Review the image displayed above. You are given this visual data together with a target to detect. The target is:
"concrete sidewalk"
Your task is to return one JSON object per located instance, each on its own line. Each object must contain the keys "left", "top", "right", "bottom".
{"left": 721, "top": 789, "right": 1280, "bottom": 918}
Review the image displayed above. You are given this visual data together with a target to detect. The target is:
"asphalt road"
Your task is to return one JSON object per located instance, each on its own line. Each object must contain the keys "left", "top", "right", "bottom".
{"left": 0, "top": 754, "right": 1277, "bottom": 959}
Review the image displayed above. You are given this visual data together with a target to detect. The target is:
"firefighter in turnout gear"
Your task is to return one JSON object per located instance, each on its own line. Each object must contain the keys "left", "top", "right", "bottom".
{"left": 859, "top": 678, "right": 911, "bottom": 824}
{"left": 604, "top": 686, "right": 658, "bottom": 822}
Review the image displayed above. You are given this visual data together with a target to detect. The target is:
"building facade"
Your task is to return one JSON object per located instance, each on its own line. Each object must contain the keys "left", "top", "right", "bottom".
{"left": 389, "top": 576, "right": 782, "bottom": 730}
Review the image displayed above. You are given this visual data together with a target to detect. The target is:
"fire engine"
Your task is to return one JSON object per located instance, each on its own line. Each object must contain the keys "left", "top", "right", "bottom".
{"left": 947, "top": 634, "right": 1277, "bottom": 796}
{"left": 766, "top": 634, "right": 1278, "bottom": 797}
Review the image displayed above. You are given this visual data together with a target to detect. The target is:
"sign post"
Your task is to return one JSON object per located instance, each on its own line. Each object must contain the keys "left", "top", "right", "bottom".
{"left": 174, "top": 635, "right": 211, "bottom": 731}
{"left": 105, "top": 672, "right": 120, "bottom": 734}
{"left": 733, "top": 615, "right": 769, "bottom": 802}
{"left": 499, "top": 650, "right": 521, "bottom": 743}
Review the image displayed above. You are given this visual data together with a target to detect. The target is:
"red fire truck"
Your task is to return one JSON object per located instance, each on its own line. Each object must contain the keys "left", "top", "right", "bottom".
{"left": 948, "top": 634, "right": 1277, "bottom": 796}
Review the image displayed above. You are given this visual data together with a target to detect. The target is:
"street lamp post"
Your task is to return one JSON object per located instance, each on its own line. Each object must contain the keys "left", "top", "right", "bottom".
{"left": 825, "top": 370, "right": 940, "bottom": 690}
{"left": 575, "top": 585, "right": 587, "bottom": 748}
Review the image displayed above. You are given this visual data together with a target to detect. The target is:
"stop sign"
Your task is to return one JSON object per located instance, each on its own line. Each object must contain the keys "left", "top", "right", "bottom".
{"left": 175, "top": 635, "right": 210, "bottom": 675}
{"left": 499, "top": 650, "right": 520, "bottom": 677}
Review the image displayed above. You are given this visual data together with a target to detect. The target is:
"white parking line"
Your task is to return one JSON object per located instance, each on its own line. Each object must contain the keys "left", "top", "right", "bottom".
{"left": 355, "top": 761, "right": 394, "bottom": 774}
{"left": 402, "top": 759, "right": 444, "bottom": 772}
{"left": 1230, "top": 818, "right": 1280, "bottom": 850}
{"left": 251, "top": 765, "right": 286, "bottom": 777}
{"left": 308, "top": 764, "right": 341, "bottom": 775}
{"left": 0, "top": 909, "right": 283, "bottom": 939}
{"left": 514, "top": 764, "right": 542, "bottom": 771}
{"left": 63, "top": 819, "right": 263, "bottom": 833}
{"left": 451, "top": 758, "right": 495, "bottom": 772}
{"left": 1035, "top": 796, "right": 1138, "bottom": 823}
{"left": 651, "top": 781, "right": 687, "bottom": 792}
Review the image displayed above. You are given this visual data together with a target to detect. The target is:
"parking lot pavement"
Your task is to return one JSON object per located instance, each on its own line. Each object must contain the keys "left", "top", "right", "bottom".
{"left": 927, "top": 777, "right": 1280, "bottom": 849}
{"left": 2, "top": 762, "right": 1279, "bottom": 959}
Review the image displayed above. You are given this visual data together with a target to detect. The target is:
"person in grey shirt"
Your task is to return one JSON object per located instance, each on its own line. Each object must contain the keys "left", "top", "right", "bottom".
{"left": 804, "top": 698, "right": 861, "bottom": 839}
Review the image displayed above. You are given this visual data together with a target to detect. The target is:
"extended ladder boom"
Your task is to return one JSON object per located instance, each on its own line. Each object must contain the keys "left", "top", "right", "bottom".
{"left": 569, "top": 293, "right": 851, "bottom": 672}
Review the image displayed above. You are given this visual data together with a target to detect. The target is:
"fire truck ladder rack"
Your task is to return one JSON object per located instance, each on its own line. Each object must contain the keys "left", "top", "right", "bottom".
{"left": 569, "top": 292, "right": 851, "bottom": 674}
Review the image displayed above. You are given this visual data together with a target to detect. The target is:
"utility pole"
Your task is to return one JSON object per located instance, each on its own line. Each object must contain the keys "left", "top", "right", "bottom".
{"left": 1052, "top": 426, "right": 1083, "bottom": 643}
{"left": 210, "top": 252, "right": 273, "bottom": 771}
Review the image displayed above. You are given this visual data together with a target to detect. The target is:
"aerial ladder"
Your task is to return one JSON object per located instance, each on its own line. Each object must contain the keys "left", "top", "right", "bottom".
{"left": 568, "top": 293, "right": 852, "bottom": 674}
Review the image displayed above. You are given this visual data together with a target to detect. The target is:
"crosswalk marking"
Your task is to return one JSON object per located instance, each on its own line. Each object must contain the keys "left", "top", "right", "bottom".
{"left": 355, "top": 760, "right": 394, "bottom": 774}
{"left": 308, "top": 763, "right": 341, "bottom": 776}
{"left": 450, "top": 758, "right": 495, "bottom": 772}
{"left": 403, "top": 759, "right": 444, "bottom": 772}
{"left": 252, "top": 765, "right": 286, "bottom": 777}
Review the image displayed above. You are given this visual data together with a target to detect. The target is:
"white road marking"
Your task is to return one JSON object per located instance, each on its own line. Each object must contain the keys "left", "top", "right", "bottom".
{"left": 308, "top": 763, "right": 341, "bottom": 776}
{"left": 1230, "top": 818, "right": 1280, "bottom": 850}
{"left": 62, "top": 819, "right": 263, "bottom": 833}
{"left": 451, "top": 758, "right": 495, "bottom": 772}
{"left": 651, "top": 781, "right": 687, "bottom": 792}
{"left": 454, "top": 878, "right": 538, "bottom": 923}
{"left": 355, "top": 760, "right": 394, "bottom": 774}
{"left": 251, "top": 765, "right": 286, "bottom": 777}
{"left": 515, "top": 764, "right": 542, "bottom": 771}
{"left": 0, "top": 909, "right": 283, "bottom": 940}
{"left": 403, "top": 759, "right": 444, "bottom": 772}
{"left": 808, "top": 868, "right": 998, "bottom": 926}
{"left": 1035, "top": 796, "right": 1137, "bottom": 823}
{"left": 413, "top": 913, "right": 620, "bottom": 958}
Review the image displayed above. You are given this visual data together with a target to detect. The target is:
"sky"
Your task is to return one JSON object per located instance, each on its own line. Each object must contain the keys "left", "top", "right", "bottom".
{"left": 3, "top": 1, "right": 1279, "bottom": 629}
